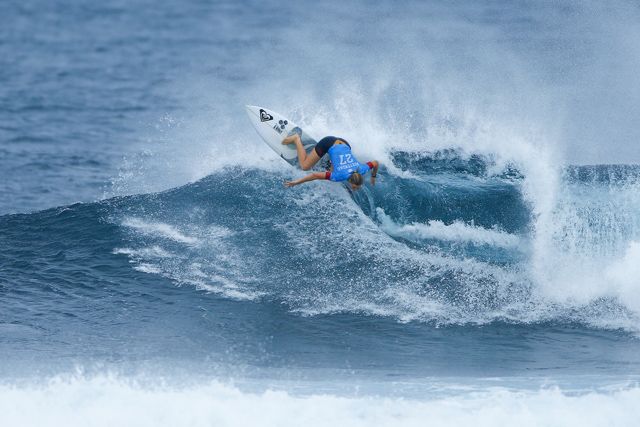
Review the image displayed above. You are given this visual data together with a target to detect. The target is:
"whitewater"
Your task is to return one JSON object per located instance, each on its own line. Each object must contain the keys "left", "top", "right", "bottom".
{"left": 2, "top": 0, "right": 640, "bottom": 425}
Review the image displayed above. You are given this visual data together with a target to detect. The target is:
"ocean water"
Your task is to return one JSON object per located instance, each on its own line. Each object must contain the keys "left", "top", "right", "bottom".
{"left": 2, "top": 0, "right": 640, "bottom": 425}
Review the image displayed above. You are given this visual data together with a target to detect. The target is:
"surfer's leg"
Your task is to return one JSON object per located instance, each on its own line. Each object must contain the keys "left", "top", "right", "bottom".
{"left": 300, "top": 150, "right": 320, "bottom": 170}
{"left": 283, "top": 134, "right": 320, "bottom": 170}
{"left": 300, "top": 136, "right": 337, "bottom": 171}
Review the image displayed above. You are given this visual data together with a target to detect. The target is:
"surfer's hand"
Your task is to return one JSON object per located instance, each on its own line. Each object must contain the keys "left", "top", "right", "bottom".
{"left": 284, "top": 181, "right": 296, "bottom": 188}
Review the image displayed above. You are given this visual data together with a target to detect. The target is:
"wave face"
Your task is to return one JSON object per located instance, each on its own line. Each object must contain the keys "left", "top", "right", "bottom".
{"left": 3, "top": 155, "right": 640, "bottom": 382}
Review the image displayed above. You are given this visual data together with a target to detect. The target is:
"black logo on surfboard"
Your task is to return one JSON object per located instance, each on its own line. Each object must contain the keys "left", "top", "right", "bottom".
{"left": 260, "top": 109, "right": 273, "bottom": 122}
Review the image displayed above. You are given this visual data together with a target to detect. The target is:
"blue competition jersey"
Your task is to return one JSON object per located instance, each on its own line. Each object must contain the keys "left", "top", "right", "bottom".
{"left": 327, "top": 143, "right": 370, "bottom": 182}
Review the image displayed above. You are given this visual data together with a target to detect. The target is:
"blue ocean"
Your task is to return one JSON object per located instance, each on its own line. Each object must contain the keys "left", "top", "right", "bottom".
{"left": 2, "top": 0, "right": 640, "bottom": 425}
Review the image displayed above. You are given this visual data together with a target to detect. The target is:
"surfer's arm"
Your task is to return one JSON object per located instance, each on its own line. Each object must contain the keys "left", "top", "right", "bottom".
{"left": 367, "top": 161, "right": 379, "bottom": 185}
{"left": 284, "top": 172, "right": 328, "bottom": 188}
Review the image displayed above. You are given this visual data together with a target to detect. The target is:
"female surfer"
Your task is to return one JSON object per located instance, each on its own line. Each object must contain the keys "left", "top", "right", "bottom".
{"left": 282, "top": 134, "right": 379, "bottom": 191}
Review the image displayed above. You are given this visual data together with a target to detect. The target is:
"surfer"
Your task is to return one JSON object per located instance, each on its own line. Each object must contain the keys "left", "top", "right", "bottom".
{"left": 282, "top": 135, "right": 379, "bottom": 191}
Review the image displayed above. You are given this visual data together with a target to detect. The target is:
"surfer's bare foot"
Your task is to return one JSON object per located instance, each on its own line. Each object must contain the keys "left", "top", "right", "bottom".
{"left": 282, "top": 135, "right": 298, "bottom": 145}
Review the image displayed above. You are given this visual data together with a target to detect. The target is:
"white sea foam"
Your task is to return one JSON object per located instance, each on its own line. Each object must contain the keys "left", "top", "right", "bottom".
{"left": 183, "top": 265, "right": 265, "bottom": 301}
{"left": 117, "top": 217, "right": 260, "bottom": 300}
{"left": 529, "top": 179, "right": 640, "bottom": 327}
{"left": 122, "top": 218, "right": 200, "bottom": 245}
{"left": 133, "top": 263, "right": 162, "bottom": 274}
{"left": 0, "top": 376, "right": 639, "bottom": 427}
{"left": 605, "top": 241, "right": 640, "bottom": 315}
{"left": 113, "top": 246, "right": 173, "bottom": 259}
{"left": 377, "top": 208, "right": 520, "bottom": 248}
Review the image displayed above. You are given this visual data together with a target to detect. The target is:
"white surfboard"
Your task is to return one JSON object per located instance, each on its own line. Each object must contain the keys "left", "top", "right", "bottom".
{"left": 245, "top": 105, "right": 319, "bottom": 168}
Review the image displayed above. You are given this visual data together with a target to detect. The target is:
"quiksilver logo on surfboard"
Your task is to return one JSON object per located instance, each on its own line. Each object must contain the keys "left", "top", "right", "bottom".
{"left": 260, "top": 109, "right": 273, "bottom": 122}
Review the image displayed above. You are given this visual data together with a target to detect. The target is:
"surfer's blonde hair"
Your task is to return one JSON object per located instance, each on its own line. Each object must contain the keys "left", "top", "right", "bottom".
{"left": 348, "top": 171, "right": 364, "bottom": 187}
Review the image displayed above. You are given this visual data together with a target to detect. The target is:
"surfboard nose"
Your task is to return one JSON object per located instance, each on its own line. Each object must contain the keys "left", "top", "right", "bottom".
{"left": 245, "top": 105, "right": 261, "bottom": 121}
